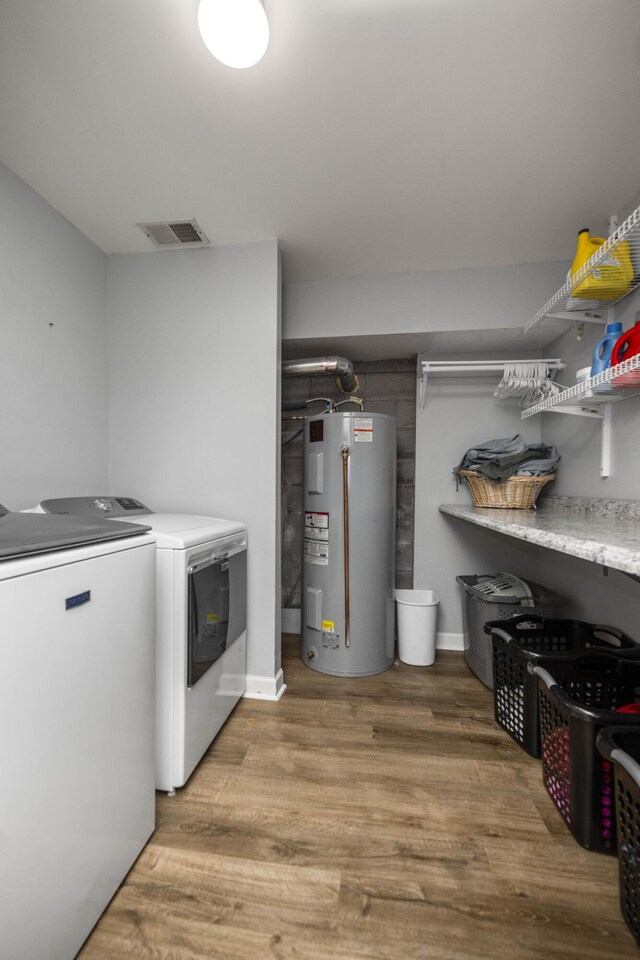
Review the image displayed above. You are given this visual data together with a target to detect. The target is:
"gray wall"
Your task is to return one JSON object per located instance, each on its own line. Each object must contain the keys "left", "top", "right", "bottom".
{"left": 414, "top": 353, "right": 544, "bottom": 639}
{"left": 414, "top": 286, "right": 640, "bottom": 642}
{"left": 284, "top": 261, "right": 569, "bottom": 341}
{"left": 283, "top": 261, "right": 570, "bottom": 642}
{"left": 1, "top": 157, "right": 284, "bottom": 692}
{"left": 528, "top": 290, "right": 640, "bottom": 645}
{"left": 0, "top": 161, "right": 109, "bottom": 508}
{"left": 107, "top": 242, "right": 283, "bottom": 689}
{"left": 281, "top": 359, "right": 416, "bottom": 613}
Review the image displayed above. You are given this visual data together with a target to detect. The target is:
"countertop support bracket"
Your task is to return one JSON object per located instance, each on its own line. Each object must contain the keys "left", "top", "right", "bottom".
{"left": 601, "top": 404, "right": 612, "bottom": 477}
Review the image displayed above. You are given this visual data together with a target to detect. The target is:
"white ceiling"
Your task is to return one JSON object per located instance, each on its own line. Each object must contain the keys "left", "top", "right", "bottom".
{"left": 1, "top": 0, "right": 640, "bottom": 283}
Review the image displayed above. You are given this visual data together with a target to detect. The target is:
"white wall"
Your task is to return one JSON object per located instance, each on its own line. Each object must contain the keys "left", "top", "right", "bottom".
{"left": 284, "top": 261, "right": 569, "bottom": 341}
{"left": 107, "top": 242, "right": 283, "bottom": 694}
{"left": 0, "top": 162, "right": 109, "bottom": 508}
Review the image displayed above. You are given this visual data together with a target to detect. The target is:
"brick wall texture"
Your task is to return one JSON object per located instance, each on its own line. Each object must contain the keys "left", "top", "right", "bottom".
{"left": 281, "top": 358, "right": 416, "bottom": 609}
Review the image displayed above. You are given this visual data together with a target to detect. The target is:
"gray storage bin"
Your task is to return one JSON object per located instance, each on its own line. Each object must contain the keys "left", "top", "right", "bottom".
{"left": 456, "top": 573, "right": 560, "bottom": 689}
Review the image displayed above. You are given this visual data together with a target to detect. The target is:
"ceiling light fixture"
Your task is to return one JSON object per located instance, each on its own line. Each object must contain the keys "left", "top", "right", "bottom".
{"left": 197, "top": 0, "right": 269, "bottom": 69}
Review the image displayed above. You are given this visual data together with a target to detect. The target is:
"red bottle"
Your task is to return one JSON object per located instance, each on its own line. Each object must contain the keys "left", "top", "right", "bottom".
{"left": 611, "top": 317, "right": 640, "bottom": 388}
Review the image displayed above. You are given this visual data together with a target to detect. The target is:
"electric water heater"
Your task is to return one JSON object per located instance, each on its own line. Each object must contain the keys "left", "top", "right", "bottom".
{"left": 300, "top": 411, "right": 396, "bottom": 676}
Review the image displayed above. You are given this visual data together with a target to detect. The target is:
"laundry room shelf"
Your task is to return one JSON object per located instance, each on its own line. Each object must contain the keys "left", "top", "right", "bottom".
{"left": 524, "top": 204, "right": 640, "bottom": 335}
{"left": 520, "top": 354, "right": 640, "bottom": 477}
{"left": 520, "top": 354, "right": 640, "bottom": 418}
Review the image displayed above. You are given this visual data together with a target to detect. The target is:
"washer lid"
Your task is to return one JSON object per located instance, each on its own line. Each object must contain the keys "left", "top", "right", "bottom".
{"left": 0, "top": 512, "right": 150, "bottom": 560}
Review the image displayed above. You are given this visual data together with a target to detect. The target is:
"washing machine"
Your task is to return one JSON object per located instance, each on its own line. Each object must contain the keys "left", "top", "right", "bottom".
{"left": 0, "top": 503, "right": 156, "bottom": 959}
{"left": 36, "top": 497, "right": 247, "bottom": 794}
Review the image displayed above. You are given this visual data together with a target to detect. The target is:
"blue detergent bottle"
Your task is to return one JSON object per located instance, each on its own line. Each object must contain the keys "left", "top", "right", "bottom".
{"left": 591, "top": 321, "right": 623, "bottom": 394}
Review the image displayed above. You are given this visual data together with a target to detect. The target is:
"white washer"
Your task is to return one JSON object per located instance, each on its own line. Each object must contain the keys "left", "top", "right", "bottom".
{"left": 36, "top": 497, "right": 248, "bottom": 794}
{"left": 0, "top": 505, "right": 156, "bottom": 960}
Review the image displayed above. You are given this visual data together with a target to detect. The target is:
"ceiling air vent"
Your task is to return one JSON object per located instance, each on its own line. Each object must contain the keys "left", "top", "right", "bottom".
{"left": 136, "top": 219, "right": 209, "bottom": 249}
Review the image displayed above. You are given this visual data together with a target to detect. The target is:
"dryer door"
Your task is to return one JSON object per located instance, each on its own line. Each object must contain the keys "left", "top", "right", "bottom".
{"left": 187, "top": 547, "right": 247, "bottom": 687}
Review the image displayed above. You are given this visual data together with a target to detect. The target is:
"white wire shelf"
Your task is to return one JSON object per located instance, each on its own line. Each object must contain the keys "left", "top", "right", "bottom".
{"left": 524, "top": 204, "right": 640, "bottom": 335}
{"left": 521, "top": 354, "right": 640, "bottom": 418}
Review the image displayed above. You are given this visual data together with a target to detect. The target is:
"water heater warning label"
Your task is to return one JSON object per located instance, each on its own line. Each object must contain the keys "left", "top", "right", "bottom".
{"left": 304, "top": 540, "right": 329, "bottom": 565}
{"left": 354, "top": 417, "right": 373, "bottom": 442}
{"left": 304, "top": 512, "right": 329, "bottom": 565}
{"left": 322, "top": 632, "right": 340, "bottom": 649}
{"left": 305, "top": 511, "right": 328, "bottom": 529}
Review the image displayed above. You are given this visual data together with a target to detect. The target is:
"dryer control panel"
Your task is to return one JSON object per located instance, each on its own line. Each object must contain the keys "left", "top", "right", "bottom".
{"left": 40, "top": 497, "right": 153, "bottom": 517}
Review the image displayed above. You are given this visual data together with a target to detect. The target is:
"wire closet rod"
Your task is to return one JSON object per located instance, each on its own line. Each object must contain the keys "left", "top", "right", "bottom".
{"left": 420, "top": 358, "right": 564, "bottom": 373}
{"left": 418, "top": 358, "right": 565, "bottom": 411}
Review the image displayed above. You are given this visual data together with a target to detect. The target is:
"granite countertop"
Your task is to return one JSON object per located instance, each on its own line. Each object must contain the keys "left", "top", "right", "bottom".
{"left": 439, "top": 496, "right": 640, "bottom": 577}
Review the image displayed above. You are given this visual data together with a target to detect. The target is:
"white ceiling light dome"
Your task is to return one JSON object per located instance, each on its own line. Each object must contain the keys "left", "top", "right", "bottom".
{"left": 198, "top": 0, "right": 269, "bottom": 69}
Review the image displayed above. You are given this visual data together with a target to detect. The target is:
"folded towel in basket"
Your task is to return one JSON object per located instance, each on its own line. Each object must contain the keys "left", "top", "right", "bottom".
{"left": 454, "top": 435, "right": 560, "bottom": 483}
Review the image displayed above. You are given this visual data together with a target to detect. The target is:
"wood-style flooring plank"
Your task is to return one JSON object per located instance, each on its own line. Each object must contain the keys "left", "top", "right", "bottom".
{"left": 78, "top": 637, "right": 638, "bottom": 959}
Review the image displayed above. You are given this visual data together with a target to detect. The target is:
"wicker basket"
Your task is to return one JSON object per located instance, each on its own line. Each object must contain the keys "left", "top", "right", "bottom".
{"left": 460, "top": 470, "right": 555, "bottom": 509}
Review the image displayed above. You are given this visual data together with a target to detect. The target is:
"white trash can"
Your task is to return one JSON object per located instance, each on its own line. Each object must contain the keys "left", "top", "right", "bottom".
{"left": 395, "top": 590, "right": 439, "bottom": 666}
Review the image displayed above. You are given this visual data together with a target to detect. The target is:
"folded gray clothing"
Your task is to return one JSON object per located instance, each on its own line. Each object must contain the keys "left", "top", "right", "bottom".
{"left": 458, "top": 435, "right": 527, "bottom": 464}
{"left": 455, "top": 435, "right": 560, "bottom": 483}
{"left": 514, "top": 456, "right": 560, "bottom": 477}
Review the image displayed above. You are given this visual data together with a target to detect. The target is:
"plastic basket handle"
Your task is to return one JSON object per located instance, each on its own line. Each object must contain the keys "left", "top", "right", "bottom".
{"left": 609, "top": 748, "right": 640, "bottom": 786}
{"left": 596, "top": 728, "right": 615, "bottom": 761}
{"left": 597, "top": 727, "right": 640, "bottom": 779}
{"left": 591, "top": 625, "right": 626, "bottom": 648}
{"left": 529, "top": 663, "right": 556, "bottom": 690}
{"left": 577, "top": 655, "right": 624, "bottom": 675}
{"left": 509, "top": 614, "right": 546, "bottom": 629}
{"left": 486, "top": 626, "right": 515, "bottom": 645}
{"left": 529, "top": 664, "right": 586, "bottom": 720}
{"left": 483, "top": 613, "right": 546, "bottom": 636}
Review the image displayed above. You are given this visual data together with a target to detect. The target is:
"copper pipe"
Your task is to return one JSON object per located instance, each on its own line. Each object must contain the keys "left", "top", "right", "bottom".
{"left": 341, "top": 444, "right": 351, "bottom": 648}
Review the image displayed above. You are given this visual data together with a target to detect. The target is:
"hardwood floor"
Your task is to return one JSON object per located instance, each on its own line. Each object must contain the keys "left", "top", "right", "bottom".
{"left": 79, "top": 636, "right": 637, "bottom": 959}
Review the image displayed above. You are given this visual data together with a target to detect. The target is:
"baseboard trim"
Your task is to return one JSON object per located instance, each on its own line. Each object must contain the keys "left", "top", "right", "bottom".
{"left": 243, "top": 668, "right": 287, "bottom": 701}
{"left": 437, "top": 632, "right": 464, "bottom": 651}
{"left": 281, "top": 607, "right": 301, "bottom": 634}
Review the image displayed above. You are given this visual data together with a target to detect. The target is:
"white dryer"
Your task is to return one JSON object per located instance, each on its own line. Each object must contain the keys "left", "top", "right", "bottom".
{"left": 37, "top": 497, "right": 248, "bottom": 794}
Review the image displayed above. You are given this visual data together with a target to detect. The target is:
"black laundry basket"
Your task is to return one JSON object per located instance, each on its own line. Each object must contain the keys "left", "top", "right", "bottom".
{"left": 530, "top": 651, "right": 640, "bottom": 855}
{"left": 596, "top": 727, "right": 640, "bottom": 947}
{"left": 485, "top": 616, "right": 637, "bottom": 758}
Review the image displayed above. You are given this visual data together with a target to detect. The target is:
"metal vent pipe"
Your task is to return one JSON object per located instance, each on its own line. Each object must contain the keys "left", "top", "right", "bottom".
{"left": 282, "top": 357, "right": 357, "bottom": 394}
